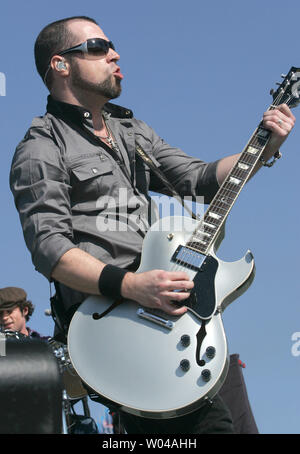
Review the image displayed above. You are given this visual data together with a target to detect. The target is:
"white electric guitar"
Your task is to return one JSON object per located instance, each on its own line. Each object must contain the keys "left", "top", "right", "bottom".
{"left": 68, "top": 68, "right": 300, "bottom": 419}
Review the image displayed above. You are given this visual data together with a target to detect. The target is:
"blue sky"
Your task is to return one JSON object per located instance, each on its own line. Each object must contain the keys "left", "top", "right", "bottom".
{"left": 1, "top": 0, "right": 299, "bottom": 434}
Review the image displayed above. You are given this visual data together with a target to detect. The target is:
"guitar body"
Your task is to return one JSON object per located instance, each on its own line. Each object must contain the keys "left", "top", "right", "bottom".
{"left": 68, "top": 68, "right": 300, "bottom": 418}
{"left": 68, "top": 215, "right": 255, "bottom": 418}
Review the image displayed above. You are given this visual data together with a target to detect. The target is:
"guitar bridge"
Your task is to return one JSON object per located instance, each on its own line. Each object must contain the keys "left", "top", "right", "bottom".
{"left": 137, "top": 308, "right": 174, "bottom": 330}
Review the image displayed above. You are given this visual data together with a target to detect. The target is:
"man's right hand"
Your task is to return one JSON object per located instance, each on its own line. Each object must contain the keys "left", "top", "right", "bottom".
{"left": 121, "top": 270, "right": 194, "bottom": 315}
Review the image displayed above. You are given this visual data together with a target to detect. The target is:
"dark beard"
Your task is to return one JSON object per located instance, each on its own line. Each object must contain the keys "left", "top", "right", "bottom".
{"left": 71, "top": 71, "right": 122, "bottom": 100}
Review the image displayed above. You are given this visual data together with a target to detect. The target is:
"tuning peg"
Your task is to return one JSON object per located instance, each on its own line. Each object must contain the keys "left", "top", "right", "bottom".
{"left": 270, "top": 88, "right": 275, "bottom": 96}
{"left": 281, "top": 74, "right": 287, "bottom": 78}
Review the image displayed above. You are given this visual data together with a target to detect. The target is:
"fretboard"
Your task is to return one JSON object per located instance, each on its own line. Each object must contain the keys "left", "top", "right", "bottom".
{"left": 185, "top": 66, "right": 300, "bottom": 255}
{"left": 186, "top": 121, "right": 272, "bottom": 255}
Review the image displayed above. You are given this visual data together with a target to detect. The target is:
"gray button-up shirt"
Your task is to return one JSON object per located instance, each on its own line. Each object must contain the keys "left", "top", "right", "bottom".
{"left": 10, "top": 96, "right": 220, "bottom": 311}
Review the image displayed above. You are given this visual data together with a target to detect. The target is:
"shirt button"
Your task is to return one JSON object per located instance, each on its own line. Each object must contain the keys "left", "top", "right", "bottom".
{"left": 92, "top": 168, "right": 98, "bottom": 174}
{"left": 84, "top": 112, "right": 90, "bottom": 118}
{"left": 128, "top": 132, "right": 133, "bottom": 136}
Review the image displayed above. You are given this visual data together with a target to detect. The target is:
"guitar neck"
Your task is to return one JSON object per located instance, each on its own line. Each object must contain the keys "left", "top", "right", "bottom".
{"left": 187, "top": 116, "right": 274, "bottom": 255}
{"left": 185, "top": 65, "right": 300, "bottom": 256}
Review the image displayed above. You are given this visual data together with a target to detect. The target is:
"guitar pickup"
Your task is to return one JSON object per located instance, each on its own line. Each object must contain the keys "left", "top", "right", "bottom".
{"left": 171, "top": 245, "right": 206, "bottom": 271}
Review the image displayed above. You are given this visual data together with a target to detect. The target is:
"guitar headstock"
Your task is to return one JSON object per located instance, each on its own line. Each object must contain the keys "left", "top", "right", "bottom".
{"left": 270, "top": 67, "right": 300, "bottom": 109}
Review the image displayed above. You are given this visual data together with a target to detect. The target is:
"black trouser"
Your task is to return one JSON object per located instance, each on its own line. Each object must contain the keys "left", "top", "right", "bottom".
{"left": 119, "top": 394, "right": 235, "bottom": 434}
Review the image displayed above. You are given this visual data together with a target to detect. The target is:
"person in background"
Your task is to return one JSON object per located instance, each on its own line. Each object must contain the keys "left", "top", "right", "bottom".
{"left": 0, "top": 287, "right": 43, "bottom": 338}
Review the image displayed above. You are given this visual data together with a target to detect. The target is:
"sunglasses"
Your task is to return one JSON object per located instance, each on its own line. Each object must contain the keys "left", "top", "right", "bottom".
{"left": 58, "top": 37, "right": 115, "bottom": 56}
{"left": 43, "top": 38, "right": 116, "bottom": 84}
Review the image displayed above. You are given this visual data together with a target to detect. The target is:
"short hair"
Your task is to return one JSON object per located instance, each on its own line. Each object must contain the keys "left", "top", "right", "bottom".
{"left": 34, "top": 16, "right": 98, "bottom": 89}
{"left": 17, "top": 299, "right": 35, "bottom": 322}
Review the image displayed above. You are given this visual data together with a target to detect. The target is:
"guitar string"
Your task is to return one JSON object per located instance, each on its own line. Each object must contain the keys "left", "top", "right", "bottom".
{"left": 166, "top": 83, "right": 291, "bottom": 297}
{"left": 167, "top": 87, "right": 288, "bottom": 285}
{"left": 173, "top": 93, "right": 282, "bottom": 263}
{"left": 207, "top": 89, "right": 292, "bottom": 234}
{"left": 186, "top": 87, "right": 288, "bottom": 253}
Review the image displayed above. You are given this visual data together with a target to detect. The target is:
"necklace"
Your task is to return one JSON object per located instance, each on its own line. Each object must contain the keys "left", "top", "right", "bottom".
{"left": 98, "top": 117, "right": 119, "bottom": 152}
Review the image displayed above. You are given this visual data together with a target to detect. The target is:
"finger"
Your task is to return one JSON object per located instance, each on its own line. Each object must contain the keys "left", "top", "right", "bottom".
{"left": 165, "top": 280, "right": 194, "bottom": 292}
{"left": 263, "top": 122, "right": 287, "bottom": 137}
{"left": 161, "top": 301, "right": 188, "bottom": 316}
{"left": 263, "top": 109, "right": 295, "bottom": 129}
{"left": 263, "top": 109, "right": 294, "bottom": 125}
{"left": 263, "top": 113, "right": 294, "bottom": 136}
{"left": 263, "top": 120, "right": 292, "bottom": 136}
{"left": 162, "top": 290, "right": 192, "bottom": 301}
{"left": 276, "top": 103, "right": 296, "bottom": 121}
{"left": 165, "top": 271, "right": 193, "bottom": 281}
{"left": 264, "top": 111, "right": 294, "bottom": 125}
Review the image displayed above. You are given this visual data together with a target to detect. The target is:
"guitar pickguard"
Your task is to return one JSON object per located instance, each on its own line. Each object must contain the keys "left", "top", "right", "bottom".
{"left": 186, "top": 255, "right": 219, "bottom": 320}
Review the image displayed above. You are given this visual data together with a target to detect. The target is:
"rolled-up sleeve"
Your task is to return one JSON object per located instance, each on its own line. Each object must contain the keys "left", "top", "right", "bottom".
{"left": 10, "top": 128, "right": 77, "bottom": 280}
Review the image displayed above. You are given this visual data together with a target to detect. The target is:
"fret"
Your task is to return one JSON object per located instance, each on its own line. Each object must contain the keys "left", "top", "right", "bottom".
{"left": 237, "top": 162, "right": 251, "bottom": 171}
{"left": 189, "top": 136, "right": 265, "bottom": 254}
{"left": 201, "top": 220, "right": 218, "bottom": 230}
{"left": 231, "top": 168, "right": 249, "bottom": 178}
{"left": 233, "top": 161, "right": 253, "bottom": 171}
{"left": 215, "top": 195, "right": 235, "bottom": 205}
{"left": 207, "top": 211, "right": 222, "bottom": 220}
{"left": 246, "top": 145, "right": 260, "bottom": 155}
{"left": 207, "top": 205, "right": 228, "bottom": 216}
{"left": 189, "top": 233, "right": 212, "bottom": 247}
{"left": 229, "top": 176, "right": 242, "bottom": 185}
{"left": 209, "top": 199, "right": 229, "bottom": 209}
{"left": 196, "top": 231, "right": 212, "bottom": 238}
{"left": 251, "top": 130, "right": 270, "bottom": 147}
{"left": 223, "top": 178, "right": 243, "bottom": 187}
{"left": 238, "top": 155, "right": 257, "bottom": 167}
{"left": 219, "top": 186, "right": 239, "bottom": 196}
{"left": 238, "top": 159, "right": 255, "bottom": 168}
{"left": 189, "top": 238, "right": 208, "bottom": 246}
{"left": 197, "top": 222, "right": 218, "bottom": 234}
{"left": 205, "top": 208, "right": 226, "bottom": 222}
{"left": 186, "top": 240, "right": 208, "bottom": 252}
{"left": 256, "top": 127, "right": 270, "bottom": 139}
{"left": 228, "top": 173, "right": 248, "bottom": 185}
{"left": 253, "top": 136, "right": 268, "bottom": 148}
{"left": 209, "top": 199, "right": 228, "bottom": 209}
{"left": 191, "top": 229, "right": 215, "bottom": 241}
{"left": 202, "top": 221, "right": 217, "bottom": 230}
{"left": 188, "top": 124, "right": 270, "bottom": 256}
{"left": 209, "top": 200, "right": 233, "bottom": 213}
{"left": 221, "top": 180, "right": 241, "bottom": 190}
{"left": 184, "top": 68, "right": 300, "bottom": 256}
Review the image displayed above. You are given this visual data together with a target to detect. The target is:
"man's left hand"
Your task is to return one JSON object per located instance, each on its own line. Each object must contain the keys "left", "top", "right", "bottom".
{"left": 262, "top": 103, "right": 296, "bottom": 155}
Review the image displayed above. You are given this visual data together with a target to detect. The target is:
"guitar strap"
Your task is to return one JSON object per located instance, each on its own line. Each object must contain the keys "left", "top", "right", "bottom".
{"left": 135, "top": 142, "right": 199, "bottom": 221}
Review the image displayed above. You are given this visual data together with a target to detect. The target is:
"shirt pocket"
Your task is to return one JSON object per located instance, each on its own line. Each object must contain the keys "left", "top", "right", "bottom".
{"left": 70, "top": 157, "right": 116, "bottom": 210}
{"left": 71, "top": 158, "right": 113, "bottom": 181}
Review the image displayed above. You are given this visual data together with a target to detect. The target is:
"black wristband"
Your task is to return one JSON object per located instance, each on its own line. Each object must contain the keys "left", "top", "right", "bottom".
{"left": 98, "top": 264, "right": 128, "bottom": 300}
